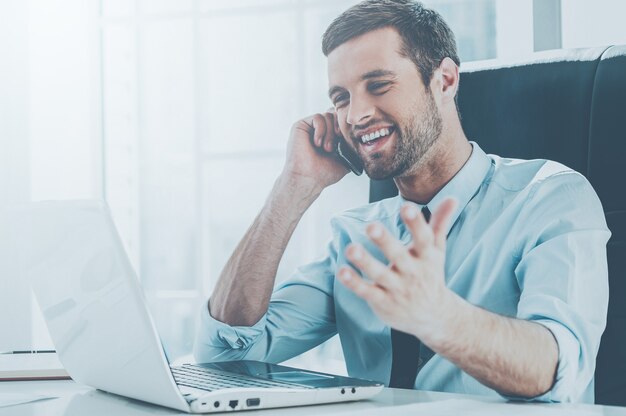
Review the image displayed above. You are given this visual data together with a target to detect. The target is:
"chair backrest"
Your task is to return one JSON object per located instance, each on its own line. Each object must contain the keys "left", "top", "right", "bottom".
{"left": 368, "top": 46, "right": 626, "bottom": 406}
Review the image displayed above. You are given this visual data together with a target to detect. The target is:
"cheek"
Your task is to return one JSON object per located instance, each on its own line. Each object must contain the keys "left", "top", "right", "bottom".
{"left": 374, "top": 94, "right": 406, "bottom": 121}
{"left": 380, "top": 95, "right": 420, "bottom": 127}
{"left": 336, "top": 112, "right": 351, "bottom": 139}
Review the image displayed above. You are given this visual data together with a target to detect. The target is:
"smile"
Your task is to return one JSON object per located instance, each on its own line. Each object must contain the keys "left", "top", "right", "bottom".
{"left": 360, "top": 127, "right": 394, "bottom": 144}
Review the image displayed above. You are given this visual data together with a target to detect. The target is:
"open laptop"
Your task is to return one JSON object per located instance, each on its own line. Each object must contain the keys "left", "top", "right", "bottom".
{"left": 12, "top": 200, "right": 383, "bottom": 413}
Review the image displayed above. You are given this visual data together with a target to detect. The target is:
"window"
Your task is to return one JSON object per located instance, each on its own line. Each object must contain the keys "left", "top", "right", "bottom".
{"left": 561, "top": 0, "right": 626, "bottom": 48}
{"left": 2, "top": 0, "right": 511, "bottom": 373}
{"left": 6, "top": 0, "right": 626, "bottom": 376}
{"left": 100, "top": 0, "right": 497, "bottom": 373}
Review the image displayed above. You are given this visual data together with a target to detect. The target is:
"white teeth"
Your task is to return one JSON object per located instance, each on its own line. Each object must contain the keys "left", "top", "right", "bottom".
{"left": 361, "top": 127, "right": 391, "bottom": 143}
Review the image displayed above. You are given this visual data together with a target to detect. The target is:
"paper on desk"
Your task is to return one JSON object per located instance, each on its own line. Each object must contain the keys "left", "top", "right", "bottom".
{"left": 0, "top": 393, "right": 57, "bottom": 408}
{"left": 338, "top": 399, "right": 603, "bottom": 416}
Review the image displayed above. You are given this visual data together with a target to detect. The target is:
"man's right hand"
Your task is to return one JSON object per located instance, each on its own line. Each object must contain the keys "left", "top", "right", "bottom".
{"left": 210, "top": 111, "right": 354, "bottom": 327}
{"left": 282, "top": 111, "right": 352, "bottom": 192}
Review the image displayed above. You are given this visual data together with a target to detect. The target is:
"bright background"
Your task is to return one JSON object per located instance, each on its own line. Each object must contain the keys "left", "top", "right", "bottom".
{"left": 1, "top": 0, "right": 625, "bottom": 374}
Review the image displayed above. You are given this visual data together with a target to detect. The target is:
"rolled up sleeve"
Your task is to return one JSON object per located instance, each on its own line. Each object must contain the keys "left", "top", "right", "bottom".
{"left": 194, "top": 302, "right": 269, "bottom": 361}
{"left": 512, "top": 172, "right": 610, "bottom": 402}
{"left": 194, "top": 239, "right": 339, "bottom": 365}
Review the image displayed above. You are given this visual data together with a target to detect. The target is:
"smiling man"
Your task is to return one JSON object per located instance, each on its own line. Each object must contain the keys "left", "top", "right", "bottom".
{"left": 195, "top": 0, "right": 610, "bottom": 403}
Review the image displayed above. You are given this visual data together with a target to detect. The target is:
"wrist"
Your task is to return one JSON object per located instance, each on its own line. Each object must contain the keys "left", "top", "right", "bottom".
{"left": 276, "top": 171, "right": 324, "bottom": 204}
{"left": 420, "top": 289, "right": 470, "bottom": 353}
{"left": 261, "top": 173, "right": 322, "bottom": 225}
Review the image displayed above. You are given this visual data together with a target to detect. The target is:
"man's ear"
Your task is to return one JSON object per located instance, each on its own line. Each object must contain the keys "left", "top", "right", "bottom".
{"left": 432, "top": 57, "right": 459, "bottom": 104}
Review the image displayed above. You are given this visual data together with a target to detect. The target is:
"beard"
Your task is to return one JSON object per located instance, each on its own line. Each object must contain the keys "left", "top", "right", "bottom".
{"left": 360, "top": 91, "right": 443, "bottom": 180}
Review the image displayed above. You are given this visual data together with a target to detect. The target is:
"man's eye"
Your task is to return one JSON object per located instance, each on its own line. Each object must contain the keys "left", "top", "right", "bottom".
{"left": 369, "top": 81, "right": 391, "bottom": 93}
{"left": 334, "top": 95, "right": 349, "bottom": 108}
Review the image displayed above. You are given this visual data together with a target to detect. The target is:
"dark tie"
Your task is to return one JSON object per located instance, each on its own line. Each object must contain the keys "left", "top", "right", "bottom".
{"left": 389, "top": 206, "right": 431, "bottom": 389}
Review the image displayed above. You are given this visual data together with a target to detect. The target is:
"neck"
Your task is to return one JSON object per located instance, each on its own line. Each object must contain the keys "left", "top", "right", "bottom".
{"left": 394, "top": 123, "right": 471, "bottom": 205}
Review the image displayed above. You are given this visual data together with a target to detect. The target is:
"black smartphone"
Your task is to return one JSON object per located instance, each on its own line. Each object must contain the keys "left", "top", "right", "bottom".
{"left": 336, "top": 136, "right": 364, "bottom": 176}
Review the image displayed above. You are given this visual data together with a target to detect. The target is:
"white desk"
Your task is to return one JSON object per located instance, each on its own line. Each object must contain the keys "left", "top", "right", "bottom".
{"left": 0, "top": 380, "right": 624, "bottom": 415}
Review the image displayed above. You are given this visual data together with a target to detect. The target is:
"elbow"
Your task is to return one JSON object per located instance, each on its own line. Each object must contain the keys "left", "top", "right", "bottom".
{"left": 535, "top": 334, "right": 560, "bottom": 397}
{"left": 531, "top": 362, "right": 559, "bottom": 399}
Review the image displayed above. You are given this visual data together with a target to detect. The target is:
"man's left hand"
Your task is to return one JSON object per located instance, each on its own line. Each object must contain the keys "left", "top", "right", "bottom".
{"left": 338, "top": 198, "right": 459, "bottom": 344}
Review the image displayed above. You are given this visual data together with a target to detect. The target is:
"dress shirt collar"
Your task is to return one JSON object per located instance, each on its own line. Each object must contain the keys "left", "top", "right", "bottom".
{"left": 398, "top": 141, "right": 492, "bottom": 236}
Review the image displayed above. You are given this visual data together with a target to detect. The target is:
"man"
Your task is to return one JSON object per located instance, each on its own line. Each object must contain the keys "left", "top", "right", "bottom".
{"left": 195, "top": 0, "right": 610, "bottom": 403}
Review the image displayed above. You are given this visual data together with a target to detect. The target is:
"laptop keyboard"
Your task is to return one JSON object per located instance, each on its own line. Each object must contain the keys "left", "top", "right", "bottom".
{"left": 171, "top": 364, "right": 312, "bottom": 392}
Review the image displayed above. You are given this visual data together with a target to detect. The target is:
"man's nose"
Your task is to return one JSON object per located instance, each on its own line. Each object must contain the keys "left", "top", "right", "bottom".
{"left": 346, "top": 95, "right": 375, "bottom": 126}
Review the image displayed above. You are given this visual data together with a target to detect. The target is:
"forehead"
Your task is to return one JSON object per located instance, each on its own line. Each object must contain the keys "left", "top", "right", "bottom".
{"left": 327, "top": 27, "right": 414, "bottom": 88}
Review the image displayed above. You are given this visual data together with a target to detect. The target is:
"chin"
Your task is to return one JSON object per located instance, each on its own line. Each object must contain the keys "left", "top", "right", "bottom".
{"left": 361, "top": 143, "right": 406, "bottom": 180}
{"left": 364, "top": 163, "right": 399, "bottom": 180}
{"left": 364, "top": 157, "right": 414, "bottom": 180}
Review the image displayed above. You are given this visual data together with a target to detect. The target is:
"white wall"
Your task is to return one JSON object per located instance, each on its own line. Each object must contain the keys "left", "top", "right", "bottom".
{"left": 4, "top": 0, "right": 624, "bottom": 358}
{"left": 27, "top": 0, "right": 103, "bottom": 201}
{"left": 495, "top": 0, "right": 534, "bottom": 58}
{"left": 0, "top": 0, "right": 102, "bottom": 350}
{"left": 0, "top": 0, "right": 31, "bottom": 352}
{"left": 561, "top": 0, "right": 626, "bottom": 48}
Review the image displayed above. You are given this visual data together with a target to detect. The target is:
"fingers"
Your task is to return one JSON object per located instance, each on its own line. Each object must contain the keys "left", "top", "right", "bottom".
{"left": 345, "top": 244, "right": 401, "bottom": 292}
{"left": 401, "top": 198, "right": 458, "bottom": 253}
{"left": 309, "top": 112, "right": 339, "bottom": 153}
{"left": 331, "top": 110, "right": 341, "bottom": 135}
{"left": 430, "top": 198, "right": 457, "bottom": 249}
{"left": 310, "top": 114, "right": 327, "bottom": 148}
{"left": 365, "top": 223, "right": 414, "bottom": 274}
{"left": 321, "top": 112, "right": 337, "bottom": 152}
{"left": 337, "top": 265, "right": 387, "bottom": 305}
{"left": 401, "top": 203, "right": 433, "bottom": 255}
{"left": 345, "top": 200, "right": 457, "bottom": 288}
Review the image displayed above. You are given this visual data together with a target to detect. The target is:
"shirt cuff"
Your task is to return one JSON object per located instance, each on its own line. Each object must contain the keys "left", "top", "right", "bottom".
{"left": 194, "top": 301, "right": 267, "bottom": 362}
{"left": 499, "top": 319, "right": 580, "bottom": 403}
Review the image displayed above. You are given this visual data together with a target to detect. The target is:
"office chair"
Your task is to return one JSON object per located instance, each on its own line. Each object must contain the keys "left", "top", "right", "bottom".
{"left": 369, "top": 45, "right": 626, "bottom": 406}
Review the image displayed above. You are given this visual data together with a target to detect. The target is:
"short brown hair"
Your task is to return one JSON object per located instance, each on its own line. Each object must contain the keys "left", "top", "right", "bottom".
{"left": 322, "top": 0, "right": 460, "bottom": 87}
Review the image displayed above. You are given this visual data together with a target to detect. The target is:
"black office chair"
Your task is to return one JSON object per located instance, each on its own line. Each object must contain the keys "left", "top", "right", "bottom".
{"left": 369, "top": 45, "right": 626, "bottom": 406}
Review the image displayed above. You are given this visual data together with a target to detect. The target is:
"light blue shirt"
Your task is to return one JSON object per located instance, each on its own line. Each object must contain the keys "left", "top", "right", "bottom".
{"left": 194, "top": 142, "right": 610, "bottom": 403}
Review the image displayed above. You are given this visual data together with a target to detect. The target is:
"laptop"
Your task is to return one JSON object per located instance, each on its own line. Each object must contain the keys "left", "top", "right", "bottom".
{"left": 12, "top": 200, "right": 383, "bottom": 413}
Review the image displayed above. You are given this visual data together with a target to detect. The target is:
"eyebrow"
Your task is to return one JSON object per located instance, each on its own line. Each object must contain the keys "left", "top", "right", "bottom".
{"left": 328, "top": 69, "right": 398, "bottom": 99}
{"left": 362, "top": 69, "right": 396, "bottom": 80}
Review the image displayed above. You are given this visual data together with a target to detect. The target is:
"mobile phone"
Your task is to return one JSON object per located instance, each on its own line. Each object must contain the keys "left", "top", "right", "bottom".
{"left": 336, "top": 136, "right": 364, "bottom": 176}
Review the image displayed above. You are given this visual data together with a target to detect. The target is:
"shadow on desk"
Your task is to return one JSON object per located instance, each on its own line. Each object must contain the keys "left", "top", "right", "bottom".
{"left": 62, "top": 390, "right": 183, "bottom": 415}
{"left": 6, "top": 382, "right": 625, "bottom": 416}
{"left": 55, "top": 387, "right": 442, "bottom": 416}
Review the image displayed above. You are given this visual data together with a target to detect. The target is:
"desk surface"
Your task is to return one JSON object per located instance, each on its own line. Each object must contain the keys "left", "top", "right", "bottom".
{"left": 0, "top": 380, "right": 625, "bottom": 415}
